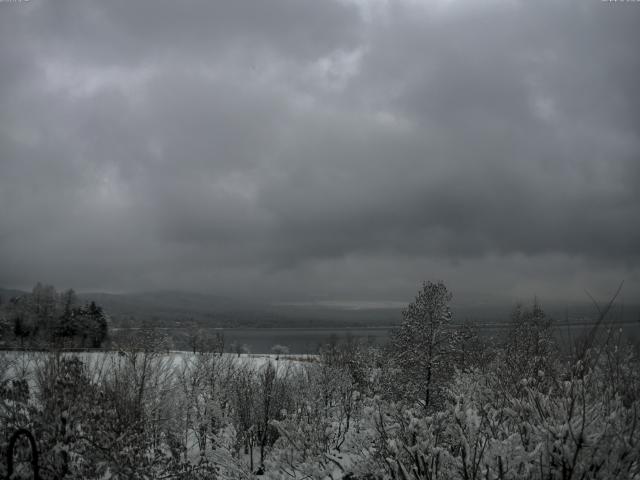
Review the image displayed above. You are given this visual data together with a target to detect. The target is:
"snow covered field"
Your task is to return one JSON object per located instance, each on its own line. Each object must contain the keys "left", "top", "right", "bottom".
{"left": 0, "top": 350, "right": 315, "bottom": 383}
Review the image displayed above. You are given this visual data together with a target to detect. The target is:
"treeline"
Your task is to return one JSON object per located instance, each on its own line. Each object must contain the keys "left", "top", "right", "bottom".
{"left": 0, "top": 281, "right": 639, "bottom": 479}
{"left": 0, "top": 283, "right": 108, "bottom": 348}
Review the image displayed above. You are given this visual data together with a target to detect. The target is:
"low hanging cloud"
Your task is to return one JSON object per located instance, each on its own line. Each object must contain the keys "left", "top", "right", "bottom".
{"left": 0, "top": 0, "right": 639, "bottom": 303}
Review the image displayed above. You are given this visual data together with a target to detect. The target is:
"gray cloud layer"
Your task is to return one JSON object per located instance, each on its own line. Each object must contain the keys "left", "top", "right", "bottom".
{"left": 1, "top": 0, "right": 639, "bottom": 303}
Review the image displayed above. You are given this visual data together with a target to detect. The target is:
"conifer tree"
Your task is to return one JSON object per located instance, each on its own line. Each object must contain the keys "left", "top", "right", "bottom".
{"left": 389, "top": 281, "right": 457, "bottom": 409}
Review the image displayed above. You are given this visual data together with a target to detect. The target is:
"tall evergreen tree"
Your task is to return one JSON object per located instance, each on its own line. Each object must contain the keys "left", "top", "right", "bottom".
{"left": 388, "top": 281, "right": 457, "bottom": 409}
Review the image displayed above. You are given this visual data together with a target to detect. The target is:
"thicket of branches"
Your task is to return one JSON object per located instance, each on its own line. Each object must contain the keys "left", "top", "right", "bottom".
{"left": 0, "top": 281, "right": 638, "bottom": 479}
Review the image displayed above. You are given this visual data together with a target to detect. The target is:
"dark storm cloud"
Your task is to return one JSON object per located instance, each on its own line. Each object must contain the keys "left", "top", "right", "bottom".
{"left": 0, "top": 0, "right": 639, "bottom": 302}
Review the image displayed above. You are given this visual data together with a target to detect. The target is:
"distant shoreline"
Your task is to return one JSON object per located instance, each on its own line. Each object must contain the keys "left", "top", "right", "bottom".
{"left": 109, "top": 319, "right": 640, "bottom": 330}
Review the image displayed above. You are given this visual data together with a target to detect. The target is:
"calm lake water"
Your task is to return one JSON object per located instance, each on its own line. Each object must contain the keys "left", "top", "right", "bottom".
{"left": 142, "top": 321, "right": 640, "bottom": 354}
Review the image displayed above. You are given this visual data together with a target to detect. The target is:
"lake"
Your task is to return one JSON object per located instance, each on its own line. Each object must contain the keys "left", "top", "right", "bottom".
{"left": 112, "top": 320, "right": 640, "bottom": 354}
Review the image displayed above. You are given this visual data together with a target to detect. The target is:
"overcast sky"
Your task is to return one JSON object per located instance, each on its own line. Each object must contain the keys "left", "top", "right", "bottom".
{"left": 1, "top": 0, "right": 639, "bottom": 304}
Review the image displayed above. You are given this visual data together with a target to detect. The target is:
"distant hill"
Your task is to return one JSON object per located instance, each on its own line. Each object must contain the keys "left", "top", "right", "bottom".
{"left": 1, "top": 287, "right": 638, "bottom": 330}
{"left": 0, "top": 287, "right": 27, "bottom": 302}
{"left": 0, "top": 286, "right": 400, "bottom": 328}
{"left": 77, "top": 290, "right": 403, "bottom": 328}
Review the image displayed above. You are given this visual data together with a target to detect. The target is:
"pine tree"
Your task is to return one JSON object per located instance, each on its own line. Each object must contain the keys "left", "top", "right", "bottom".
{"left": 388, "top": 281, "right": 457, "bottom": 410}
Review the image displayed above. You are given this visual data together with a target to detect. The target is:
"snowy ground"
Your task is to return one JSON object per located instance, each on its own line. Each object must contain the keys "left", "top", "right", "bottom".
{"left": 0, "top": 350, "right": 317, "bottom": 389}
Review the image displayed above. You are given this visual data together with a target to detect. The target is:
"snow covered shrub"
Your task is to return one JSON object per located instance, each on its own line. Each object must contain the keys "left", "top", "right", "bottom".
{"left": 444, "top": 369, "right": 545, "bottom": 479}
{"left": 266, "top": 363, "right": 349, "bottom": 477}
{"left": 366, "top": 395, "right": 452, "bottom": 479}
{"left": 0, "top": 356, "right": 32, "bottom": 480}
{"left": 500, "top": 301, "right": 558, "bottom": 393}
{"left": 1, "top": 351, "right": 224, "bottom": 479}
{"left": 265, "top": 359, "right": 386, "bottom": 479}
{"left": 390, "top": 362, "right": 640, "bottom": 480}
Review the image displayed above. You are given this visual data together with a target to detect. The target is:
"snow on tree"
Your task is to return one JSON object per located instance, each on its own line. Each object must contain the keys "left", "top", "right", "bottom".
{"left": 388, "top": 281, "right": 457, "bottom": 410}
{"left": 501, "top": 299, "right": 557, "bottom": 390}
